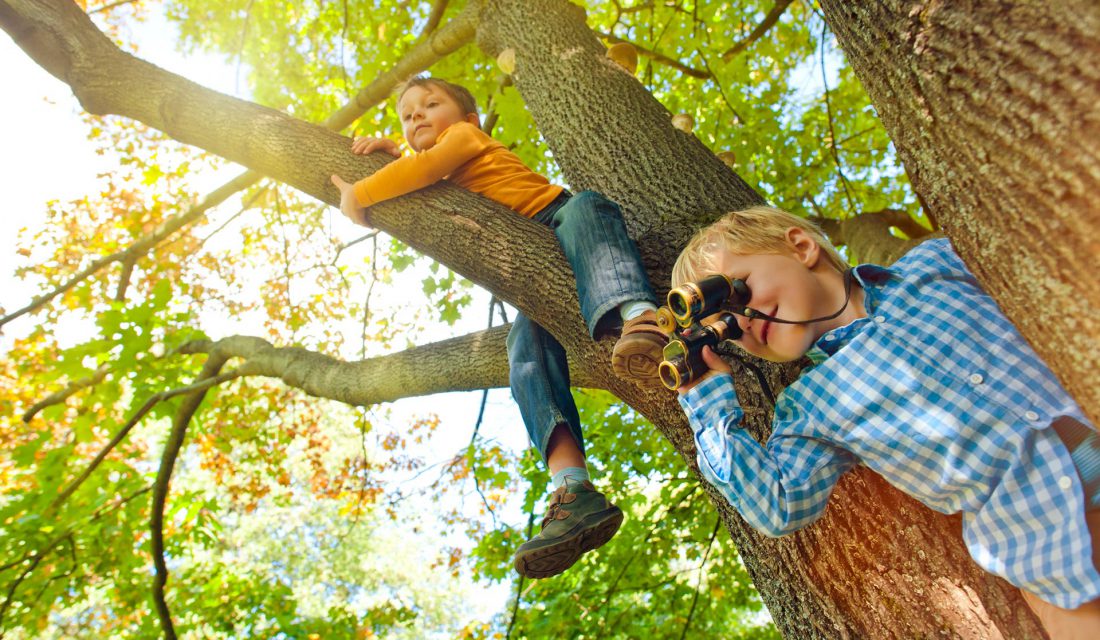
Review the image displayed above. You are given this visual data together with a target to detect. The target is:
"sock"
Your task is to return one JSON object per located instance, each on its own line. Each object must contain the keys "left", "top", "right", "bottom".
{"left": 619, "top": 300, "right": 658, "bottom": 322}
{"left": 551, "top": 466, "right": 590, "bottom": 489}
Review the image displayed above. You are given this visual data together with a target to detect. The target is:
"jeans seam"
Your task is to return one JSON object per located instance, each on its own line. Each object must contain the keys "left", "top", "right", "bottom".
{"left": 530, "top": 318, "right": 569, "bottom": 462}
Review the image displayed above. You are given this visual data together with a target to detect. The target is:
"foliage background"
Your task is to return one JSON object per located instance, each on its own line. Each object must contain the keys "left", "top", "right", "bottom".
{"left": 1, "top": 0, "right": 919, "bottom": 637}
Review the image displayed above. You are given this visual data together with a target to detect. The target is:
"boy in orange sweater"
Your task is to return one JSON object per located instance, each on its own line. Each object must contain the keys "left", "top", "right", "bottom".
{"left": 330, "top": 77, "right": 667, "bottom": 578}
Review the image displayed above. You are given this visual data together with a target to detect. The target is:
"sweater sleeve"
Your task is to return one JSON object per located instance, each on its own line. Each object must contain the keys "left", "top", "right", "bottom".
{"left": 352, "top": 123, "right": 491, "bottom": 207}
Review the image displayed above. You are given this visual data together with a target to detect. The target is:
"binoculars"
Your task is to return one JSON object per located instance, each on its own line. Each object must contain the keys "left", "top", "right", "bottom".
{"left": 657, "top": 274, "right": 751, "bottom": 390}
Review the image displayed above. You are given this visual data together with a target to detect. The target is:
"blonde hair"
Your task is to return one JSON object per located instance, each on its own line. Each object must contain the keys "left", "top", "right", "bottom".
{"left": 672, "top": 206, "right": 848, "bottom": 285}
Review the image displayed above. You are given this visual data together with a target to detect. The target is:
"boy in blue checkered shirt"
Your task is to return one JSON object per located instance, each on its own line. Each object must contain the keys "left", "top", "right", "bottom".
{"left": 672, "top": 206, "right": 1100, "bottom": 637}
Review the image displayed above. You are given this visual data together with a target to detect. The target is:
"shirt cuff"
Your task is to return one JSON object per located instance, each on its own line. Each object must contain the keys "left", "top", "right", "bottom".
{"left": 678, "top": 373, "right": 740, "bottom": 425}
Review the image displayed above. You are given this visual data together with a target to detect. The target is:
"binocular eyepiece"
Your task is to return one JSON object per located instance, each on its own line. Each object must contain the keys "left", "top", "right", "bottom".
{"left": 657, "top": 274, "right": 751, "bottom": 390}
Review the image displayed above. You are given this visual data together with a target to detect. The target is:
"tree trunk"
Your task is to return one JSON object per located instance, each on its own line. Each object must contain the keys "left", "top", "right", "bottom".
{"left": 0, "top": 0, "right": 1047, "bottom": 636}
{"left": 818, "top": 0, "right": 1100, "bottom": 426}
{"left": 476, "top": 2, "right": 1043, "bottom": 637}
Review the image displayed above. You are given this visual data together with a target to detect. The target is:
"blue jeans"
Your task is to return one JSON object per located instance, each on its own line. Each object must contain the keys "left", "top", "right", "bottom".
{"left": 506, "top": 190, "right": 657, "bottom": 462}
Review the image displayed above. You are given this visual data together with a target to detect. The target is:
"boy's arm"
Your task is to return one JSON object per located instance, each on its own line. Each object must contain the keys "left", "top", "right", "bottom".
{"left": 680, "top": 373, "right": 858, "bottom": 537}
{"left": 352, "top": 123, "right": 490, "bottom": 207}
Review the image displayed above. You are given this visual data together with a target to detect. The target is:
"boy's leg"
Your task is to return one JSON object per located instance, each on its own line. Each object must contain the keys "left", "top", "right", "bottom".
{"left": 507, "top": 314, "right": 624, "bottom": 579}
{"left": 546, "top": 191, "right": 666, "bottom": 387}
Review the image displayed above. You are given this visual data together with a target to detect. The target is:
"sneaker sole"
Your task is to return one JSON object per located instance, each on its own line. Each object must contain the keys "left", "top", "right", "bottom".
{"left": 513, "top": 507, "right": 624, "bottom": 579}
{"left": 611, "top": 340, "right": 665, "bottom": 388}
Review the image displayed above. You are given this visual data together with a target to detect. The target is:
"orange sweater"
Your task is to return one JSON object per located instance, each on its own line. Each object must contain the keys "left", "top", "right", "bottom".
{"left": 352, "top": 122, "right": 563, "bottom": 218}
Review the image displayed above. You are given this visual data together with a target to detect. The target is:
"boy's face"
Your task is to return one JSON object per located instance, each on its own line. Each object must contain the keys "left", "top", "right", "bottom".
{"left": 706, "top": 228, "right": 861, "bottom": 362}
{"left": 397, "top": 84, "right": 478, "bottom": 152}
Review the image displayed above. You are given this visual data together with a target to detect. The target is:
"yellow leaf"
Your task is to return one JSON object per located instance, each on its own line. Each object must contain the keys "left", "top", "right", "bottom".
{"left": 716, "top": 151, "right": 736, "bottom": 167}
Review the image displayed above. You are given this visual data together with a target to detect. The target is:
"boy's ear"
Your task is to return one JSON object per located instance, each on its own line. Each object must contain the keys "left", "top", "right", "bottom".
{"left": 465, "top": 113, "right": 480, "bottom": 126}
{"left": 786, "top": 227, "right": 821, "bottom": 268}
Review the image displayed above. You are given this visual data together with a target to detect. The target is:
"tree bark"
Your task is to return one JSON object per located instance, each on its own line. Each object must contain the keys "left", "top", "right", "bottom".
{"left": 1, "top": 0, "right": 1048, "bottom": 636}
{"left": 818, "top": 0, "right": 1100, "bottom": 426}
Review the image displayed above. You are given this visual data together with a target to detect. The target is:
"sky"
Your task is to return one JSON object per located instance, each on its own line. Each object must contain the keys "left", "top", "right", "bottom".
{"left": 1, "top": 5, "right": 524, "bottom": 627}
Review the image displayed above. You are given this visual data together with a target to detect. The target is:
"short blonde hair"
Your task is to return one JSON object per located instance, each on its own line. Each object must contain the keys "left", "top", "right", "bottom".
{"left": 672, "top": 206, "right": 848, "bottom": 285}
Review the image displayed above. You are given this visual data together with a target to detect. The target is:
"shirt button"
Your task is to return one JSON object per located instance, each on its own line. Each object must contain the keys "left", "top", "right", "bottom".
{"left": 824, "top": 334, "right": 835, "bottom": 341}
{"left": 1024, "top": 410, "right": 1040, "bottom": 421}
{"left": 968, "top": 373, "right": 984, "bottom": 385}
{"left": 1059, "top": 476, "right": 1073, "bottom": 490}
{"left": 874, "top": 316, "right": 886, "bottom": 324}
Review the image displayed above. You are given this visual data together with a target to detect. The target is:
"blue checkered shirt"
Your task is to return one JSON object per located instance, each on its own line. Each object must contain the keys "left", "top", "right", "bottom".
{"left": 679, "top": 238, "right": 1100, "bottom": 608}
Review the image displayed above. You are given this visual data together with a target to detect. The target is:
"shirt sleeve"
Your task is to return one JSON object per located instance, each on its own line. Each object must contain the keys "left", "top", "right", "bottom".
{"left": 679, "top": 374, "right": 858, "bottom": 537}
{"left": 352, "top": 123, "right": 491, "bottom": 207}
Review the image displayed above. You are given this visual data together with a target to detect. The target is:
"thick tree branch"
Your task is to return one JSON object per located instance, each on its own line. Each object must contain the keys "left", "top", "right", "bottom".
{"left": 812, "top": 209, "right": 936, "bottom": 265}
{"left": 176, "top": 326, "right": 603, "bottom": 406}
{"left": 1, "top": 3, "right": 476, "bottom": 328}
{"left": 721, "top": 0, "right": 795, "bottom": 60}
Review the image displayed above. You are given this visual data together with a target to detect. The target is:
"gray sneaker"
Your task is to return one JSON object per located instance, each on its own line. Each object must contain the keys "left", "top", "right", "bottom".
{"left": 513, "top": 479, "right": 624, "bottom": 579}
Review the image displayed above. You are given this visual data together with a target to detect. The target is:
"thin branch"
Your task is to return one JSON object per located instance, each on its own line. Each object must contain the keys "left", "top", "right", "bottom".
{"left": 594, "top": 31, "right": 710, "bottom": 79}
{"left": 466, "top": 295, "right": 506, "bottom": 525}
{"left": 721, "top": 0, "right": 795, "bottom": 60}
{"left": 422, "top": 0, "right": 450, "bottom": 36}
{"left": 48, "top": 367, "right": 251, "bottom": 512}
{"left": 678, "top": 519, "right": 722, "bottom": 640}
{"left": 233, "top": 0, "right": 255, "bottom": 95}
{"left": 113, "top": 255, "right": 135, "bottom": 302}
{"left": 151, "top": 354, "right": 232, "bottom": 640}
{"left": 0, "top": 170, "right": 259, "bottom": 328}
{"left": 694, "top": 47, "right": 748, "bottom": 126}
{"left": 505, "top": 509, "right": 537, "bottom": 640}
{"left": 595, "top": 483, "right": 701, "bottom": 639}
{"left": 86, "top": 0, "right": 138, "bottom": 15}
{"left": 819, "top": 21, "right": 856, "bottom": 216}
{"left": 22, "top": 365, "right": 110, "bottom": 422}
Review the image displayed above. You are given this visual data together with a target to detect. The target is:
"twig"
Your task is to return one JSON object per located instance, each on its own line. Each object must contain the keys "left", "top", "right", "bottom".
{"left": 151, "top": 354, "right": 232, "bottom": 640}
{"left": 818, "top": 21, "right": 856, "bottom": 216}
{"left": 678, "top": 519, "right": 721, "bottom": 640}
{"left": 465, "top": 295, "right": 505, "bottom": 525}
{"left": 233, "top": 0, "right": 255, "bottom": 95}
{"left": 87, "top": 0, "right": 138, "bottom": 15}
{"left": 23, "top": 365, "right": 110, "bottom": 422}
{"left": 49, "top": 367, "right": 250, "bottom": 512}
{"left": 1, "top": 170, "right": 259, "bottom": 329}
{"left": 505, "top": 509, "right": 537, "bottom": 640}
{"left": 694, "top": 47, "right": 748, "bottom": 126}
{"left": 594, "top": 31, "right": 710, "bottom": 79}
{"left": 422, "top": 0, "right": 450, "bottom": 36}
{"left": 114, "top": 255, "right": 136, "bottom": 302}
{"left": 721, "top": 0, "right": 795, "bottom": 60}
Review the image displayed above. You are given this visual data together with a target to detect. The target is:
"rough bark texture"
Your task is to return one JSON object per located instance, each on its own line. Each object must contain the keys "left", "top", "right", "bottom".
{"left": 818, "top": 0, "right": 1100, "bottom": 426}
{"left": 1, "top": 0, "right": 1051, "bottom": 636}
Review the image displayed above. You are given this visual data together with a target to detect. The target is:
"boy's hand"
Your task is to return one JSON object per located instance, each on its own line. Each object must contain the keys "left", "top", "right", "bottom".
{"left": 329, "top": 174, "right": 370, "bottom": 227}
{"left": 676, "top": 346, "right": 733, "bottom": 395}
{"left": 351, "top": 136, "right": 401, "bottom": 157}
